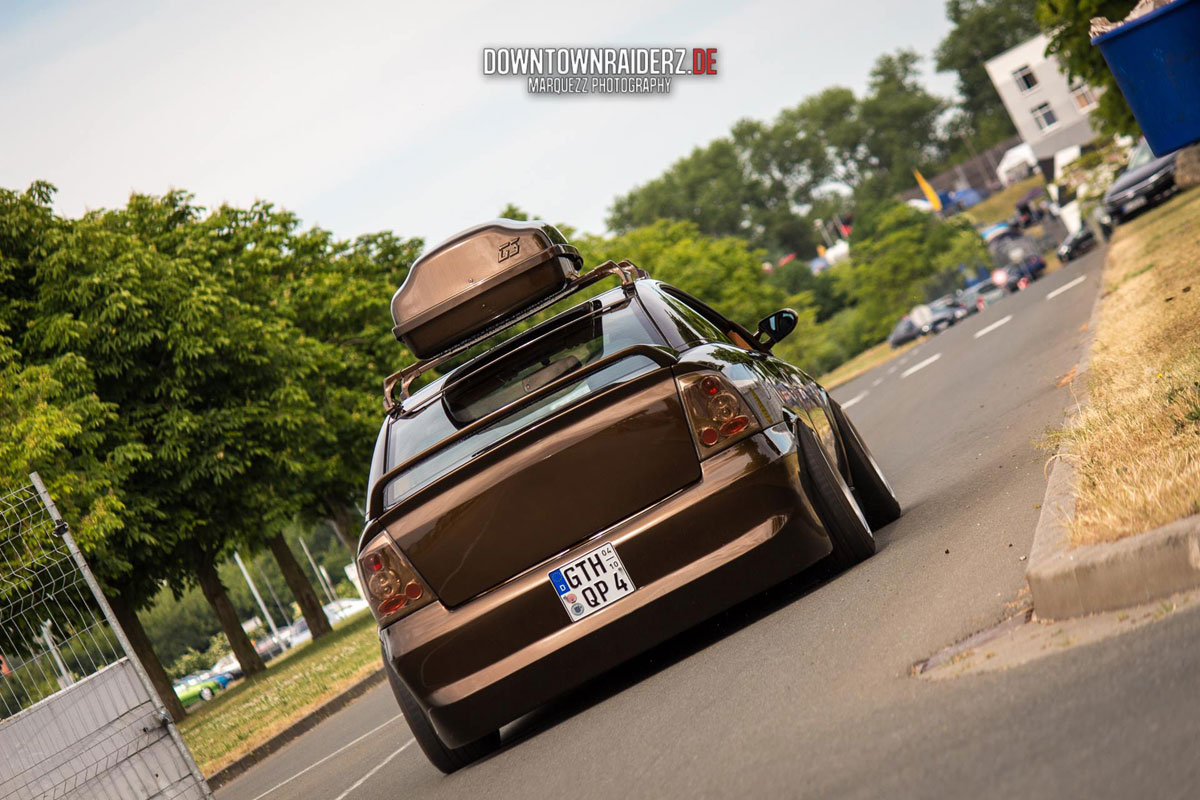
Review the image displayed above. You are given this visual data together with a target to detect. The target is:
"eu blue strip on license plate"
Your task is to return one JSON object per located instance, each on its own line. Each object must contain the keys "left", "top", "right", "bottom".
{"left": 549, "top": 543, "right": 636, "bottom": 622}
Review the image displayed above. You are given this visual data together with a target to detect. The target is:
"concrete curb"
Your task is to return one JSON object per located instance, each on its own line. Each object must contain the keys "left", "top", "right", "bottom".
{"left": 1025, "top": 253, "right": 1200, "bottom": 619}
{"left": 205, "top": 668, "right": 385, "bottom": 791}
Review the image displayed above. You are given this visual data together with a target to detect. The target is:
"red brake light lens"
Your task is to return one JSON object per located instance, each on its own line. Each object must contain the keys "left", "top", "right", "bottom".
{"left": 720, "top": 415, "right": 750, "bottom": 437}
{"left": 357, "top": 533, "right": 432, "bottom": 624}
{"left": 677, "top": 372, "right": 761, "bottom": 457}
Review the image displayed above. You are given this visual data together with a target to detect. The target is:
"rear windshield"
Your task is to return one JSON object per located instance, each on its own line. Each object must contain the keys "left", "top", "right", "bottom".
{"left": 382, "top": 301, "right": 664, "bottom": 508}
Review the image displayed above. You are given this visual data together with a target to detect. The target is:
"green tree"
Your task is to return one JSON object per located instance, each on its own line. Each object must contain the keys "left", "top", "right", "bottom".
{"left": 1035, "top": 0, "right": 1139, "bottom": 137}
{"left": 935, "top": 0, "right": 1042, "bottom": 151}
{"left": 607, "top": 140, "right": 765, "bottom": 246}
{"left": 853, "top": 51, "right": 949, "bottom": 204}
{"left": 574, "top": 220, "right": 842, "bottom": 374}
{"left": 840, "top": 201, "right": 988, "bottom": 343}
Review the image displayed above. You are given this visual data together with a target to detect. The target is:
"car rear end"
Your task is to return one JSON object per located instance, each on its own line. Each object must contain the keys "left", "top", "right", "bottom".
{"left": 359, "top": 290, "right": 831, "bottom": 747}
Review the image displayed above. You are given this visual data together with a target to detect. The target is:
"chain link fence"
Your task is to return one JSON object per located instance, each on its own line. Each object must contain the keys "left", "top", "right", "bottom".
{"left": 0, "top": 474, "right": 212, "bottom": 799}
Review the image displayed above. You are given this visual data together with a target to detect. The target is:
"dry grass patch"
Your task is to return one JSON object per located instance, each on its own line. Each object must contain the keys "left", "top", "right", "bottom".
{"left": 179, "top": 611, "right": 381, "bottom": 775}
{"left": 964, "top": 175, "right": 1046, "bottom": 227}
{"left": 1047, "top": 189, "right": 1200, "bottom": 545}
{"left": 819, "top": 338, "right": 918, "bottom": 389}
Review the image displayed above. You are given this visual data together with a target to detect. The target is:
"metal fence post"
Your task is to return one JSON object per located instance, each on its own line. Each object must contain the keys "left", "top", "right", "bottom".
{"left": 30, "top": 472, "right": 215, "bottom": 798}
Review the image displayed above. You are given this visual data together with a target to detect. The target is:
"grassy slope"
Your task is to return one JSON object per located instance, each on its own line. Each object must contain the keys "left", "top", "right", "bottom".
{"left": 1049, "top": 188, "right": 1200, "bottom": 545}
{"left": 179, "top": 611, "right": 381, "bottom": 775}
{"left": 963, "top": 174, "right": 1046, "bottom": 227}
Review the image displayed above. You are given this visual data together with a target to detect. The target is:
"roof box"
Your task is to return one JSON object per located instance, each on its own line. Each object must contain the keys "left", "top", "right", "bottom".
{"left": 391, "top": 220, "right": 583, "bottom": 359}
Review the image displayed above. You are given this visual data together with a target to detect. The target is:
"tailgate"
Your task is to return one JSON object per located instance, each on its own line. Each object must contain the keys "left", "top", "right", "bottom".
{"left": 383, "top": 369, "right": 700, "bottom": 607}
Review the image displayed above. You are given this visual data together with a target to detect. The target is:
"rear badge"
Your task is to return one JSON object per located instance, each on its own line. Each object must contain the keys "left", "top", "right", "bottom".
{"left": 549, "top": 543, "right": 636, "bottom": 622}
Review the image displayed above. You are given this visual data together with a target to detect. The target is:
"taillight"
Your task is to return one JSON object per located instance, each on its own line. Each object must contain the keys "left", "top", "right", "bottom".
{"left": 677, "top": 371, "right": 762, "bottom": 457}
{"left": 357, "top": 533, "right": 432, "bottom": 624}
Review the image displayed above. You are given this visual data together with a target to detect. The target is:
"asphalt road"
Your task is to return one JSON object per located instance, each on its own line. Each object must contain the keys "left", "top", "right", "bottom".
{"left": 216, "top": 244, "right": 1200, "bottom": 799}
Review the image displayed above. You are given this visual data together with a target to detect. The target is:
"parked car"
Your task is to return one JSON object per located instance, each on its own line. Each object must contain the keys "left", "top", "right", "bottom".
{"left": 192, "top": 669, "right": 233, "bottom": 689}
{"left": 987, "top": 228, "right": 1046, "bottom": 288}
{"left": 173, "top": 674, "right": 222, "bottom": 707}
{"left": 211, "top": 652, "right": 242, "bottom": 680}
{"left": 1057, "top": 227, "right": 1098, "bottom": 262}
{"left": 959, "top": 279, "right": 1007, "bottom": 312}
{"left": 254, "top": 636, "right": 285, "bottom": 661}
{"left": 1104, "top": 138, "right": 1178, "bottom": 224}
{"left": 927, "top": 295, "right": 969, "bottom": 327}
{"left": 323, "top": 597, "right": 369, "bottom": 622}
{"left": 888, "top": 316, "right": 920, "bottom": 347}
{"left": 284, "top": 598, "right": 372, "bottom": 647}
{"left": 363, "top": 220, "right": 901, "bottom": 772}
{"left": 285, "top": 616, "right": 315, "bottom": 648}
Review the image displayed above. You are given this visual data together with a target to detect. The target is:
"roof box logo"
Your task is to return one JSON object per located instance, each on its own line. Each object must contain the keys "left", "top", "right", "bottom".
{"left": 498, "top": 237, "right": 520, "bottom": 263}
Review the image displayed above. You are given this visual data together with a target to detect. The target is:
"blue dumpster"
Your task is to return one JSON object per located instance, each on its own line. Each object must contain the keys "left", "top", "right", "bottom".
{"left": 1092, "top": 0, "right": 1200, "bottom": 156}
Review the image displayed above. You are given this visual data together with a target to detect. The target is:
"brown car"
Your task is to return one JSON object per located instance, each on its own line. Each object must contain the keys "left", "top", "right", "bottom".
{"left": 358, "top": 220, "right": 900, "bottom": 772}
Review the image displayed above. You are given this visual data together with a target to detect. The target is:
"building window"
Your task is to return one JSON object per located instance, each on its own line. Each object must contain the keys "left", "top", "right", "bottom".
{"left": 1031, "top": 102, "right": 1058, "bottom": 132}
{"left": 1013, "top": 65, "right": 1038, "bottom": 92}
{"left": 1071, "top": 82, "right": 1098, "bottom": 111}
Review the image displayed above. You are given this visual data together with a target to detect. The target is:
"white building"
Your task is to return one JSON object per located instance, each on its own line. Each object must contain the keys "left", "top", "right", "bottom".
{"left": 985, "top": 33, "right": 1100, "bottom": 174}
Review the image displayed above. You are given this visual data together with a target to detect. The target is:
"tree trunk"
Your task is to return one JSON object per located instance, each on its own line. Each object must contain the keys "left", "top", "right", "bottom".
{"left": 267, "top": 533, "right": 333, "bottom": 640}
{"left": 325, "top": 500, "right": 359, "bottom": 551}
{"left": 109, "top": 594, "right": 188, "bottom": 723}
{"left": 196, "top": 558, "right": 266, "bottom": 678}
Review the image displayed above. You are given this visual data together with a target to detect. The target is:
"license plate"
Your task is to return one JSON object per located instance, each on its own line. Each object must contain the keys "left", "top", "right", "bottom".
{"left": 548, "top": 543, "right": 635, "bottom": 622}
{"left": 1123, "top": 196, "right": 1148, "bottom": 214}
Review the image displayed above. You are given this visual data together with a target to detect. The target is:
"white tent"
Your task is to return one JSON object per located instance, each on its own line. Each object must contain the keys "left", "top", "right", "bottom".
{"left": 996, "top": 143, "right": 1038, "bottom": 186}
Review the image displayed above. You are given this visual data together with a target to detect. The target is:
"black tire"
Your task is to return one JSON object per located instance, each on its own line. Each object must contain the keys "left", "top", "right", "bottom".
{"left": 796, "top": 422, "right": 875, "bottom": 571}
{"left": 830, "top": 400, "right": 902, "bottom": 531}
{"left": 383, "top": 648, "right": 500, "bottom": 773}
{"left": 199, "top": 686, "right": 214, "bottom": 701}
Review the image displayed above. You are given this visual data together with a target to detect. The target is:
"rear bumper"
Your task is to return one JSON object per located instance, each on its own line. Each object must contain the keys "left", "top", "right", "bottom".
{"left": 380, "top": 425, "right": 831, "bottom": 747}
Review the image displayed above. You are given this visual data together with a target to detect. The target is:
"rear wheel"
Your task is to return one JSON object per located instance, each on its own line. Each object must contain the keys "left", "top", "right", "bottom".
{"left": 830, "top": 400, "right": 902, "bottom": 531}
{"left": 796, "top": 422, "right": 875, "bottom": 571}
{"left": 383, "top": 647, "right": 500, "bottom": 773}
{"left": 199, "top": 686, "right": 214, "bottom": 701}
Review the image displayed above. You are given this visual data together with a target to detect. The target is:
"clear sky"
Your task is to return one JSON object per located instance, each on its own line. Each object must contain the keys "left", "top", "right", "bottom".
{"left": 0, "top": 0, "right": 957, "bottom": 248}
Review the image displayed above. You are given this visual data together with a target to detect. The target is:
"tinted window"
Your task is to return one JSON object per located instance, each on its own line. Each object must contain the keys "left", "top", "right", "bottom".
{"left": 383, "top": 303, "right": 663, "bottom": 508}
{"left": 654, "top": 290, "right": 735, "bottom": 346}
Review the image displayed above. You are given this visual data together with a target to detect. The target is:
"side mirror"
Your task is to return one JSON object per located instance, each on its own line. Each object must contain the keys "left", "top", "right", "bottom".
{"left": 756, "top": 308, "right": 798, "bottom": 350}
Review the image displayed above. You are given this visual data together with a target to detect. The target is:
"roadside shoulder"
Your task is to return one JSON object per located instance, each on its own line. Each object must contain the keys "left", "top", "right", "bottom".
{"left": 1027, "top": 191, "right": 1200, "bottom": 619}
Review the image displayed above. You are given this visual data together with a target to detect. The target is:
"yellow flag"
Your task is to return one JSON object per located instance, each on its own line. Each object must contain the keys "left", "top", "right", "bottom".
{"left": 913, "top": 169, "right": 942, "bottom": 211}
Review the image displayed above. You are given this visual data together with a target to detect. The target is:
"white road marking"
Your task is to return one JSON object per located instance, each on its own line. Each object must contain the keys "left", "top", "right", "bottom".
{"left": 901, "top": 353, "right": 942, "bottom": 378}
{"left": 974, "top": 314, "right": 1013, "bottom": 339}
{"left": 250, "top": 714, "right": 405, "bottom": 800}
{"left": 872, "top": 378, "right": 883, "bottom": 387}
{"left": 332, "top": 739, "right": 415, "bottom": 800}
{"left": 1046, "top": 275, "right": 1086, "bottom": 300}
{"left": 898, "top": 356, "right": 910, "bottom": 365}
{"left": 841, "top": 391, "right": 868, "bottom": 409}
{"left": 887, "top": 365, "right": 898, "bottom": 375}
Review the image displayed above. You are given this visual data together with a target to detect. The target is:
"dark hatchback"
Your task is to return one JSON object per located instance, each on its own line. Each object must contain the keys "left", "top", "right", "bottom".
{"left": 360, "top": 220, "right": 901, "bottom": 772}
{"left": 1104, "top": 139, "right": 1179, "bottom": 223}
{"left": 1057, "top": 227, "right": 1098, "bottom": 262}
